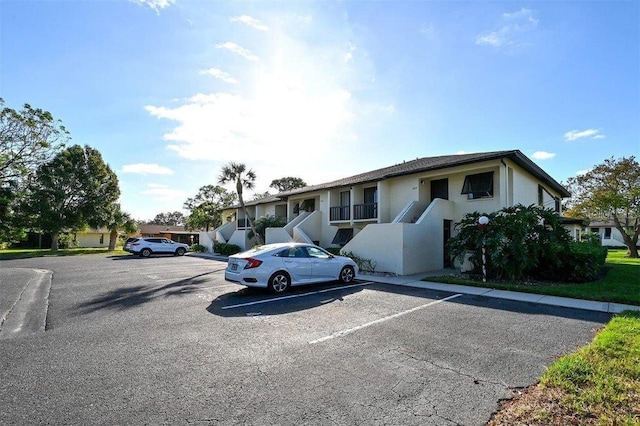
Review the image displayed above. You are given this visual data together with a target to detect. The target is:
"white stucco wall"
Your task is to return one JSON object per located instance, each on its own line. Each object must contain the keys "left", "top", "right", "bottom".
{"left": 265, "top": 227, "right": 292, "bottom": 244}
{"left": 228, "top": 230, "right": 257, "bottom": 250}
{"left": 342, "top": 199, "right": 455, "bottom": 274}
{"left": 75, "top": 233, "right": 109, "bottom": 248}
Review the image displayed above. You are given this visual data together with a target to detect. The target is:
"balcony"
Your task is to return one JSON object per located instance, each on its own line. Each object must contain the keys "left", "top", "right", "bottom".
{"left": 354, "top": 203, "right": 377, "bottom": 220}
{"left": 330, "top": 206, "right": 350, "bottom": 221}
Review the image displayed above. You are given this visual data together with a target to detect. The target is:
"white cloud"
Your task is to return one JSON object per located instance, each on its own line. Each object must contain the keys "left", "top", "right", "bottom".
{"left": 532, "top": 151, "right": 556, "bottom": 160}
{"left": 144, "top": 13, "right": 393, "bottom": 193}
{"left": 130, "top": 0, "right": 175, "bottom": 14}
{"left": 122, "top": 163, "right": 174, "bottom": 175}
{"left": 215, "top": 42, "right": 259, "bottom": 62}
{"left": 145, "top": 87, "right": 354, "bottom": 164}
{"left": 344, "top": 42, "right": 356, "bottom": 62}
{"left": 476, "top": 8, "right": 538, "bottom": 48}
{"left": 230, "top": 15, "right": 269, "bottom": 31}
{"left": 564, "top": 128, "right": 604, "bottom": 141}
{"left": 199, "top": 68, "right": 237, "bottom": 84}
{"left": 141, "top": 183, "right": 188, "bottom": 202}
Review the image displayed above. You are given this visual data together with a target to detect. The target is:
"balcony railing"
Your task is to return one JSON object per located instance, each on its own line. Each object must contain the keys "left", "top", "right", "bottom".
{"left": 330, "top": 206, "right": 350, "bottom": 221}
{"left": 354, "top": 203, "right": 377, "bottom": 220}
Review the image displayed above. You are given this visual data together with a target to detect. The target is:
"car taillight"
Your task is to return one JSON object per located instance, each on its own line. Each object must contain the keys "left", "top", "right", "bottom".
{"left": 244, "top": 258, "right": 262, "bottom": 269}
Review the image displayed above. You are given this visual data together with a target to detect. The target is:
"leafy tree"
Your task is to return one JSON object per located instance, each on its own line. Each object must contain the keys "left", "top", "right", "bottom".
{"left": 183, "top": 185, "right": 237, "bottom": 232}
{"left": 0, "top": 98, "right": 68, "bottom": 184}
{"left": 565, "top": 157, "right": 640, "bottom": 258}
{"left": 247, "top": 215, "right": 286, "bottom": 243}
{"left": 0, "top": 99, "right": 69, "bottom": 244}
{"left": 149, "top": 211, "right": 185, "bottom": 226}
{"left": 0, "top": 183, "right": 26, "bottom": 244}
{"left": 20, "top": 145, "right": 120, "bottom": 251}
{"left": 269, "top": 177, "right": 307, "bottom": 192}
{"left": 105, "top": 204, "right": 138, "bottom": 251}
{"left": 251, "top": 191, "right": 271, "bottom": 201}
{"left": 218, "top": 161, "right": 263, "bottom": 245}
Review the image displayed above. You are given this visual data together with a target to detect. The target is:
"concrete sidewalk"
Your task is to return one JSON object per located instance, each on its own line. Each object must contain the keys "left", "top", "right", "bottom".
{"left": 0, "top": 268, "right": 52, "bottom": 339}
{"left": 358, "top": 272, "right": 640, "bottom": 314}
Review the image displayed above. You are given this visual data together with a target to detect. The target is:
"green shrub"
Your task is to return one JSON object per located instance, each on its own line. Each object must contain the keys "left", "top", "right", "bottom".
{"left": 536, "top": 242, "right": 608, "bottom": 282}
{"left": 247, "top": 215, "right": 286, "bottom": 242}
{"left": 341, "top": 250, "right": 377, "bottom": 273}
{"left": 448, "top": 204, "right": 574, "bottom": 281}
{"left": 190, "top": 243, "right": 206, "bottom": 253}
{"left": 216, "top": 243, "right": 241, "bottom": 256}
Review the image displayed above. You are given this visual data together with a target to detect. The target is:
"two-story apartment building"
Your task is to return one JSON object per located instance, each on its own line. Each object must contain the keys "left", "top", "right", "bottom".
{"left": 202, "top": 150, "right": 570, "bottom": 275}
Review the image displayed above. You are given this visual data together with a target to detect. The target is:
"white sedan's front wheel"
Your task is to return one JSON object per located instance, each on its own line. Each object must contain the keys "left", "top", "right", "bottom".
{"left": 339, "top": 266, "right": 355, "bottom": 283}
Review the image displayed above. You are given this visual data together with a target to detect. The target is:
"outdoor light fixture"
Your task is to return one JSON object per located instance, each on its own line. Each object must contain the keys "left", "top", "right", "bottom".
{"left": 478, "top": 216, "right": 490, "bottom": 282}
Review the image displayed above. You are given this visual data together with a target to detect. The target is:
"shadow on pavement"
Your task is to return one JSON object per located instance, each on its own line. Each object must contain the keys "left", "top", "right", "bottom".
{"left": 75, "top": 270, "right": 225, "bottom": 314}
{"left": 206, "top": 281, "right": 368, "bottom": 317}
{"left": 206, "top": 281, "right": 613, "bottom": 323}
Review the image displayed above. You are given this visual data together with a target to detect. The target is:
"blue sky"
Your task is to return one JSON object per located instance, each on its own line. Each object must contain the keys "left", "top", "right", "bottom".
{"left": 2, "top": 0, "right": 638, "bottom": 220}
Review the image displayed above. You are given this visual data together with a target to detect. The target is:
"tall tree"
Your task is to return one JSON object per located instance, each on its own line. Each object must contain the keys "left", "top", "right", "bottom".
{"left": 565, "top": 156, "right": 640, "bottom": 257}
{"left": 0, "top": 98, "right": 68, "bottom": 184}
{"left": 184, "top": 185, "right": 237, "bottom": 232}
{"left": 269, "top": 177, "right": 307, "bottom": 192}
{"left": 149, "top": 211, "right": 185, "bottom": 226}
{"left": 218, "top": 162, "right": 263, "bottom": 245}
{"left": 105, "top": 204, "right": 138, "bottom": 251}
{"left": 21, "top": 145, "right": 120, "bottom": 251}
{"left": 251, "top": 191, "right": 271, "bottom": 201}
{"left": 0, "top": 99, "right": 69, "bottom": 244}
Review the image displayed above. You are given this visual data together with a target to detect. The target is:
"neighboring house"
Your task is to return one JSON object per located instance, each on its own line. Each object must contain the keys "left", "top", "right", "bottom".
{"left": 139, "top": 224, "right": 200, "bottom": 245}
{"left": 586, "top": 220, "right": 638, "bottom": 248}
{"left": 73, "top": 228, "right": 111, "bottom": 248}
{"left": 204, "top": 150, "right": 571, "bottom": 275}
{"left": 559, "top": 217, "right": 590, "bottom": 241}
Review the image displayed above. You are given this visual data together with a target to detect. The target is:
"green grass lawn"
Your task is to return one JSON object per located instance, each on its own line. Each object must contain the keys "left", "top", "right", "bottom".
{"left": 428, "top": 249, "right": 640, "bottom": 305}
{"left": 0, "top": 247, "right": 128, "bottom": 260}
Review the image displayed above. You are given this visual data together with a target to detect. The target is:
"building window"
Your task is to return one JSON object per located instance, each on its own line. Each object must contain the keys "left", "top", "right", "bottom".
{"left": 331, "top": 228, "right": 354, "bottom": 245}
{"left": 604, "top": 227, "right": 612, "bottom": 239}
{"left": 461, "top": 172, "right": 494, "bottom": 199}
{"left": 364, "top": 187, "right": 377, "bottom": 204}
{"left": 591, "top": 227, "right": 599, "bottom": 234}
{"left": 99, "top": 234, "right": 104, "bottom": 244}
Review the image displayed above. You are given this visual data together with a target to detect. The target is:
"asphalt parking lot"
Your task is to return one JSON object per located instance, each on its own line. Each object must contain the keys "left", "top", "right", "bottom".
{"left": 0, "top": 254, "right": 611, "bottom": 425}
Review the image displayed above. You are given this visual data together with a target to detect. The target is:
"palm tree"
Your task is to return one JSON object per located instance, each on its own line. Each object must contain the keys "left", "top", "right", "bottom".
{"left": 106, "top": 204, "right": 138, "bottom": 251}
{"left": 218, "top": 162, "right": 263, "bottom": 245}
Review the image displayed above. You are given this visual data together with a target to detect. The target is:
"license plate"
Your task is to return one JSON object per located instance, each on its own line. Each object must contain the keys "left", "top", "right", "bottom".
{"left": 231, "top": 263, "right": 238, "bottom": 271}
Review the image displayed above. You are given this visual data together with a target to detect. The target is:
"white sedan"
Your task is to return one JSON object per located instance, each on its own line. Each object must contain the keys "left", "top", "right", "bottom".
{"left": 224, "top": 243, "right": 358, "bottom": 293}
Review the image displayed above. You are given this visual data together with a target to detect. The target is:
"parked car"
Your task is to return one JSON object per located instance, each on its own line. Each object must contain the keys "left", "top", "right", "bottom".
{"left": 225, "top": 243, "right": 358, "bottom": 293}
{"left": 125, "top": 237, "right": 189, "bottom": 257}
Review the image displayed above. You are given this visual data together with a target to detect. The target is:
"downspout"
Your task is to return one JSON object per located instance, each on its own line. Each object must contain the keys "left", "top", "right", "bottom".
{"left": 500, "top": 159, "right": 508, "bottom": 209}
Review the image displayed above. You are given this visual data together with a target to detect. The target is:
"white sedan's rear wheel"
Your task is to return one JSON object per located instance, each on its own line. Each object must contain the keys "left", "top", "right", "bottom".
{"left": 268, "top": 272, "right": 290, "bottom": 293}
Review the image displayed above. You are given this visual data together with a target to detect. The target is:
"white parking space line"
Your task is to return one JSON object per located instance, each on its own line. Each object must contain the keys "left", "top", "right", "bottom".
{"left": 308, "top": 293, "right": 463, "bottom": 344}
{"left": 221, "top": 282, "right": 375, "bottom": 310}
